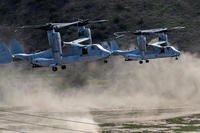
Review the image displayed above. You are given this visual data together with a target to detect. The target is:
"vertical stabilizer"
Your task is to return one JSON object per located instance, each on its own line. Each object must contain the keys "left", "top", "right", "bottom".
{"left": 109, "top": 40, "right": 119, "bottom": 51}
{"left": 101, "top": 41, "right": 111, "bottom": 51}
{"left": 10, "top": 40, "right": 24, "bottom": 55}
{"left": 0, "top": 41, "right": 12, "bottom": 64}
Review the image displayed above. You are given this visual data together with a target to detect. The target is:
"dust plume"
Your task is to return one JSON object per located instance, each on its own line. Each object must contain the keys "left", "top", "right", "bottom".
{"left": 0, "top": 53, "right": 200, "bottom": 132}
{"left": 71, "top": 53, "right": 200, "bottom": 110}
{"left": 0, "top": 64, "right": 99, "bottom": 133}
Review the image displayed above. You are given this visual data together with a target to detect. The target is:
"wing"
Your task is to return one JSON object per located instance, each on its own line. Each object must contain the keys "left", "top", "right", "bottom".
{"left": 151, "top": 41, "right": 168, "bottom": 47}
{"left": 71, "top": 38, "right": 90, "bottom": 44}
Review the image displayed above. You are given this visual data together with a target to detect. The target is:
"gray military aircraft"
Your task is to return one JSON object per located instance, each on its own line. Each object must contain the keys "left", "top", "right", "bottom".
{"left": 112, "top": 27, "right": 184, "bottom": 64}
{"left": 8, "top": 20, "right": 111, "bottom": 71}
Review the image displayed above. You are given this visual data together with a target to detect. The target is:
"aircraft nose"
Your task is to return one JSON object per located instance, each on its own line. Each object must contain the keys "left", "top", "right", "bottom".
{"left": 174, "top": 49, "right": 181, "bottom": 56}
{"left": 177, "top": 51, "right": 181, "bottom": 56}
{"left": 171, "top": 47, "right": 181, "bottom": 56}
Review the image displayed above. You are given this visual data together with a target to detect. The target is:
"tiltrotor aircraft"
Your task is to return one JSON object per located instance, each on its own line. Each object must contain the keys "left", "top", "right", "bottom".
{"left": 112, "top": 27, "right": 184, "bottom": 64}
{"left": 6, "top": 20, "right": 111, "bottom": 71}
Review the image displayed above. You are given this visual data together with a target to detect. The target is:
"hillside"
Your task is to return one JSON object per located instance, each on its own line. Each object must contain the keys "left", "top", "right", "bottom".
{"left": 0, "top": 0, "right": 199, "bottom": 53}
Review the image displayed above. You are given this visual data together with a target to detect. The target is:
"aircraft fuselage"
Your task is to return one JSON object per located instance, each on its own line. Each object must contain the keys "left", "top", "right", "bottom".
{"left": 115, "top": 43, "right": 181, "bottom": 61}
{"left": 13, "top": 43, "right": 111, "bottom": 67}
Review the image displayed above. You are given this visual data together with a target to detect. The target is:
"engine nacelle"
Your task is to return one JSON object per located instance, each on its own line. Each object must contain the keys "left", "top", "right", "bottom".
{"left": 78, "top": 26, "right": 92, "bottom": 44}
{"left": 47, "top": 30, "right": 62, "bottom": 64}
{"left": 158, "top": 32, "right": 168, "bottom": 42}
{"left": 136, "top": 35, "right": 147, "bottom": 52}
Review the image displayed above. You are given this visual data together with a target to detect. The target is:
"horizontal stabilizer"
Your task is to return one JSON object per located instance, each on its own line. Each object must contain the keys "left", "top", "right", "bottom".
{"left": 0, "top": 41, "right": 12, "bottom": 64}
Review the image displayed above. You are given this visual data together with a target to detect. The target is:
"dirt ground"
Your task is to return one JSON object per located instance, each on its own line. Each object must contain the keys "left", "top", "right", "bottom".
{"left": 0, "top": 106, "right": 199, "bottom": 133}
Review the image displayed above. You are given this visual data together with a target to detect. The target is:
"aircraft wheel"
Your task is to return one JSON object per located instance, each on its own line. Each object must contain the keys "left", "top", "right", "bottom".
{"left": 32, "top": 64, "right": 36, "bottom": 68}
{"left": 125, "top": 59, "right": 133, "bottom": 61}
{"left": 52, "top": 67, "right": 58, "bottom": 72}
{"left": 175, "top": 57, "right": 179, "bottom": 60}
{"left": 104, "top": 60, "right": 108, "bottom": 64}
{"left": 139, "top": 60, "right": 143, "bottom": 64}
{"left": 146, "top": 60, "right": 149, "bottom": 63}
{"left": 61, "top": 65, "right": 66, "bottom": 70}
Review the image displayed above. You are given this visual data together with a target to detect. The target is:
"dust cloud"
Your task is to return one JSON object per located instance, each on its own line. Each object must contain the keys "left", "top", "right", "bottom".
{"left": 73, "top": 53, "right": 200, "bottom": 110}
{"left": 0, "top": 53, "right": 200, "bottom": 132}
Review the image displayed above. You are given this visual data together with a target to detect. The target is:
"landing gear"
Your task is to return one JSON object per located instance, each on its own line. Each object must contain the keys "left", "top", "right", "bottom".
{"left": 125, "top": 59, "right": 132, "bottom": 61}
{"left": 175, "top": 57, "right": 179, "bottom": 60}
{"left": 139, "top": 60, "right": 143, "bottom": 64}
{"left": 104, "top": 60, "right": 108, "bottom": 64}
{"left": 32, "top": 64, "right": 37, "bottom": 68}
{"left": 139, "top": 60, "right": 149, "bottom": 64}
{"left": 61, "top": 65, "right": 66, "bottom": 70}
{"left": 32, "top": 64, "right": 40, "bottom": 68}
{"left": 52, "top": 67, "right": 58, "bottom": 72}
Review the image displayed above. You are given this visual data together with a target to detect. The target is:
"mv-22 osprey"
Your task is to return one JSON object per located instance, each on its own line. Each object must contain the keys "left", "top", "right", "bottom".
{"left": 112, "top": 27, "right": 184, "bottom": 64}
{"left": 7, "top": 20, "right": 111, "bottom": 71}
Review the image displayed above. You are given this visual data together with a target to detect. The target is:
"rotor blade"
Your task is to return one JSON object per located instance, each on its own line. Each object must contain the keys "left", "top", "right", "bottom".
{"left": 89, "top": 20, "right": 109, "bottom": 23}
{"left": 76, "top": 19, "right": 108, "bottom": 27}
{"left": 114, "top": 31, "right": 131, "bottom": 38}
{"left": 76, "top": 19, "right": 90, "bottom": 26}
{"left": 17, "top": 19, "right": 109, "bottom": 31}
{"left": 52, "top": 21, "right": 82, "bottom": 29}
{"left": 116, "top": 34, "right": 126, "bottom": 39}
{"left": 134, "top": 28, "right": 167, "bottom": 35}
{"left": 114, "top": 26, "right": 185, "bottom": 38}
{"left": 17, "top": 24, "right": 50, "bottom": 30}
{"left": 168, "top": 26, "right": 185, "bottom": 31}
{"left": 17, "top": 21, "right": 84, "bottom": 31}
{"left": 134, "top": 26, "right": 185, "bottom": 35}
